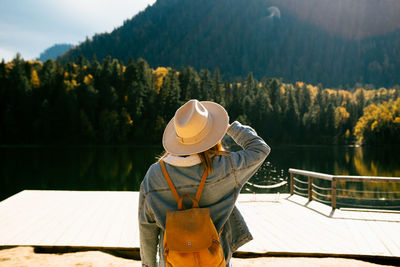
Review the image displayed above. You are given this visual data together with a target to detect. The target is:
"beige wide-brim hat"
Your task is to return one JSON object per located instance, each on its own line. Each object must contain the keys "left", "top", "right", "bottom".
{"left": 162, "top": 99, "right": 229, "bottom": 156}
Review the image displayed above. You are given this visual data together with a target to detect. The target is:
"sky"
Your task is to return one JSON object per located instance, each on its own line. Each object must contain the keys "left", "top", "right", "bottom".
{"left": 0, "top": 0, "right": 157, "bottom": 61}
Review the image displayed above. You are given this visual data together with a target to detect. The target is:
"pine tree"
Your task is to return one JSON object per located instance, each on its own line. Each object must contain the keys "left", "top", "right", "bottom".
{"left": 97, "top": 56, "right": 118, "bottom": 111}
{"left": 252, "top": 83, "right": 273, "bottom": 135}
{"left": 199, "top": 69, "right": 212, "bottom": 101}
{"left": 213, "top": 68, "right": 224, "bottom": 104}
{"left": 223, "top": 78, "right": 233, "bottom": 106}
{"left": 165, "top": 70, "right": 181, "bottom": 118}
{"left": 298, "top": 84, "right": 311, "bottom": 116}
{"left": 283, "top": 86, "right": 300, "bottom": 141}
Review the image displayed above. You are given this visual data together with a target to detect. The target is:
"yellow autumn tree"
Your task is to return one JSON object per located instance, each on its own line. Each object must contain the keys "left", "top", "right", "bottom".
{"left": 30, "top": 69, "right": 40, "bottom": 88}
{"left": 334, "top": 106, "right": 350, "bottom": 129}
{"left": 152, "top": 67, "right": 169, "bottom": 93}
{"left": 83, "top": 74, "right": 93, "bottom": 85}
{"left": 354, "top": 98, "right": 400, "bottom": 145}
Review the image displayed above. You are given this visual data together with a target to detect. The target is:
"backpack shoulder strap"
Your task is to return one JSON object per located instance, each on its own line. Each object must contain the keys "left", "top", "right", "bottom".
{"left": 159, "top": 160, "right": 208, "bottom": 204}
{"left": 195, "top": 168, "right": 208, "bottom": 202}
{"left": 159, "top": 160, "right": 180, "bottom": 202}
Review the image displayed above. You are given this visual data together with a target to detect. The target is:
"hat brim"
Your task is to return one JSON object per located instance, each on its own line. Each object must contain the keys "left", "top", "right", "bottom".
{"left": 162, "top": 101, "right": 229, "bottom": 156}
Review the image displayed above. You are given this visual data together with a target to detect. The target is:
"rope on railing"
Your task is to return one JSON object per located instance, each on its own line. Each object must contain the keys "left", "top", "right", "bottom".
{"left": 312, "top": 189, "right": 330, "bottom": 198}
{"left": 290, "top": 168, "right": 400, "bottom": 210}
{"left": 246, "top": 181, "right": 287, "bottom": 189}
{"left": 313, "top": 195, "right": 332, "bottom": 204}
{"left": 293, "top": 184, "right": 308, "bottom": 191}
{"left": 293, "top": 190, "right": 308, "bottom": 197}
{"left": 293, "top": 177, "right": 308, "bottom": 184}
{"left": 312, "top": 183, "right": 331, "bottom": 191}
{"left": 337, "top": 188, "right": 400, "bottom": 195}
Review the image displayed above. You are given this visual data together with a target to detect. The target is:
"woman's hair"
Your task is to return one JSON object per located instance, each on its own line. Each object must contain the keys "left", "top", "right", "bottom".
{"left": 197, "top": 141, "right": 229, "bottom": 173}
{"left": 159, "top": 141, "right": 229, "bottom": 173}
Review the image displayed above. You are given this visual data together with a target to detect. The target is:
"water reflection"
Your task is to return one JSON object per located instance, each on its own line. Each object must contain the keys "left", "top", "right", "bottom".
{"left": 264, "top": 145, "right": 400, "bottom": 178}
{"left": 1, "top": 145, "right": 400, "bottom": 207}
{"left": 352, "top": 147, "right": 400, "bottom": 177}
{"left": 337, "top": 147, "right": 400, "bottom": 207}
{"left": 0, "top": 146, "right": 163, "bottom": 201}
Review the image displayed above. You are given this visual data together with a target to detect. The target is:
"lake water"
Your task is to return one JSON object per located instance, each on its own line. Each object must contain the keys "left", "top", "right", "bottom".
{"left": 1, "top": 144, "right": 400, "bottom": 209}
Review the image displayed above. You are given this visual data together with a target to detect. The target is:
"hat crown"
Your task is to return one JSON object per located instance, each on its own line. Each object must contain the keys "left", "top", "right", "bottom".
{"left": 162, "top": 99, "right": 228, "bottom": 155}
{"left": 174, "top": 100, "right": 209, "bottom": 140}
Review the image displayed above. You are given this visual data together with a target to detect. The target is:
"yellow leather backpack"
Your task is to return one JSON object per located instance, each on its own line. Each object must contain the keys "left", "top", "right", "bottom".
{"left": 160, "top": 160, "right": 226, "bottom": 267}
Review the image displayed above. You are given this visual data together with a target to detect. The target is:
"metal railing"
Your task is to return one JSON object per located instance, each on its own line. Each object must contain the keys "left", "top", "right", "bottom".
{"left": 289, "top": 168, "right": 400, "bottom": 209}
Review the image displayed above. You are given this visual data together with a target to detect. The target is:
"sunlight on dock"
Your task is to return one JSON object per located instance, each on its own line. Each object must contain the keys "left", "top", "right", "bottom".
{"left": 1, "top": 190, "right": 400, "bottom": 261}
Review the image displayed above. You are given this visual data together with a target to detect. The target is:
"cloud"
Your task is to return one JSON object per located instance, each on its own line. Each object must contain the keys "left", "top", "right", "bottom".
{"left": 0, "top": 22, "right": 80, "bottom": 61}
{"left": 44, "top": 0, "right": 156, "bottom": 33}
{"left": 0, "top": 0, "right": 156, "bottom": 60}
{"left": 0, "top": 47, "right": 17, "bottom": 62}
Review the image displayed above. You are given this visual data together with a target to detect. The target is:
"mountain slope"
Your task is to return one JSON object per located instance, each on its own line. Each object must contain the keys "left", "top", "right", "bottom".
{"left": 271, "top": 0, "right": 400, "bottom": 39}
{"left": 38, "top": 44, "right": 73, "bottom": 61}
{"left": 60, "top": 0, "right": 400, "bottom": 87}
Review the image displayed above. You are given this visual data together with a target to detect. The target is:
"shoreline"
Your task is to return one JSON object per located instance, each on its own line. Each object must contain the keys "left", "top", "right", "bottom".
{"left": 0, "top": 246, "right": 394, "bottom": 267}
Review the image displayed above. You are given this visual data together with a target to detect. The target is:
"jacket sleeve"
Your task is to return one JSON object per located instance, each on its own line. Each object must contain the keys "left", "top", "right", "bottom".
{"left": 226, "top": 121, "right": 271, "bottom": 188}
{"left": 139, "top": 186, "right": 160, "bottom": 267}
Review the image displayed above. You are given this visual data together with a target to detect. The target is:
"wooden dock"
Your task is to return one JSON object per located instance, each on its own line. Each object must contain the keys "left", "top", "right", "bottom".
{"left": 1, "top": 190, "right": 400, "bottom": 260}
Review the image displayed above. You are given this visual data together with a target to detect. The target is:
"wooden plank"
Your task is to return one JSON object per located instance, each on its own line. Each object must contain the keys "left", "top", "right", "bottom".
{"left": 362, "top": 212, "right": 400, "bottom": 256}
{"left": 52, "top": 192, "right": 108, "bottom": 246}
{"left": 86, "top": 194, "right": 122, "bottom": 247}
{"left": 101, "top": 193, "right": 131, "bottom": 247}
{"left": 238, "top": 199, "right": 288, "bottom": 252}
{"left": 37, "top": 192, "right": 86, "bottom": 246}
{"left": 119, "top": 201, "right": 139, "bottom": 248}
{"left": 357, "top": 213, "right": 390, "bottom": 256}
{"left": 283, "top": 200, "right": 352, "bottom": 254}
{"left": 101, "top": 193, "right": 132, "bottom": 247}
{"left": 58, "top": 192, "right": 110, "bottom": 247}
{"left": 245, "top": 202, "right": 295, "bottom": 252}
{"left": 0, "top": 191, "right": 35, "bottom": 230}
{"left": 13, "top": 192, "right": 75, "bottom": 246}
{"left": 252, "top": 204, "right": 295, "bottom": 252}
{"left": 2, "top": 191, "right": 61, "bottom": 245}
{"left": 242, "top": 198, "right": 326, "bottom": 254}
{"left": 268, "top": 205, "right": 326, "bottom": 253}
{"left": 380, "top": 222, "right": 400, "bottom": 255}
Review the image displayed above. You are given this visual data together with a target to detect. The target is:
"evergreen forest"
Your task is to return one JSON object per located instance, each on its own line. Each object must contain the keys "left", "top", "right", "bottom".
{"left": 1, "top": 55, "right": 400, "bottom": 146}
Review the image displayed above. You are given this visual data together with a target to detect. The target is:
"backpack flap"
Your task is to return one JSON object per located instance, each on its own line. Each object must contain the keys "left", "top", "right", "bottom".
{"left": 165, "top": 208, "right": 213, "bottom": 252}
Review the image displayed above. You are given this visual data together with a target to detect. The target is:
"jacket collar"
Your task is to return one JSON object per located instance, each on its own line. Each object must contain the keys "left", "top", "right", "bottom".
{"left": 163, "top": 154, "right": 201, "bottom": 167}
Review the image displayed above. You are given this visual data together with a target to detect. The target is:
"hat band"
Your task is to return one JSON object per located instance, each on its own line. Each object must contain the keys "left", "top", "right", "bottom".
{"left": 176, "top": 115, "right": 213, "bottom": 145}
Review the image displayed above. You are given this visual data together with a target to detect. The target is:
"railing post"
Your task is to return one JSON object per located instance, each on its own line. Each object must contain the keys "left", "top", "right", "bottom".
{"left": 331, "top": 177, "right": 337, "bottom": 209}
{"left": 290, "top": 172, "right": 294, "bottom": 195}
{"left": 308, "top": 176, "right": 313, "bottom": 201}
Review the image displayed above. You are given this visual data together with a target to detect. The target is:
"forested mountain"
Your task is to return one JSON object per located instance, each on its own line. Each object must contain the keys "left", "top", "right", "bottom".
{"left": 38, "top": 44, "right": 73, "bottom": 61}
{"left": 60, "top": 0, "right": 400, "bottom": 88}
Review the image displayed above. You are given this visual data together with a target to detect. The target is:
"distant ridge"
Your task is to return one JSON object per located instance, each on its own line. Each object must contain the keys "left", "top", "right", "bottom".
{"left": 38, "top": 44, "right": 74, "bottom": 61}
{"left": 59, "top": 0, "right": 400, "bottom": 87}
